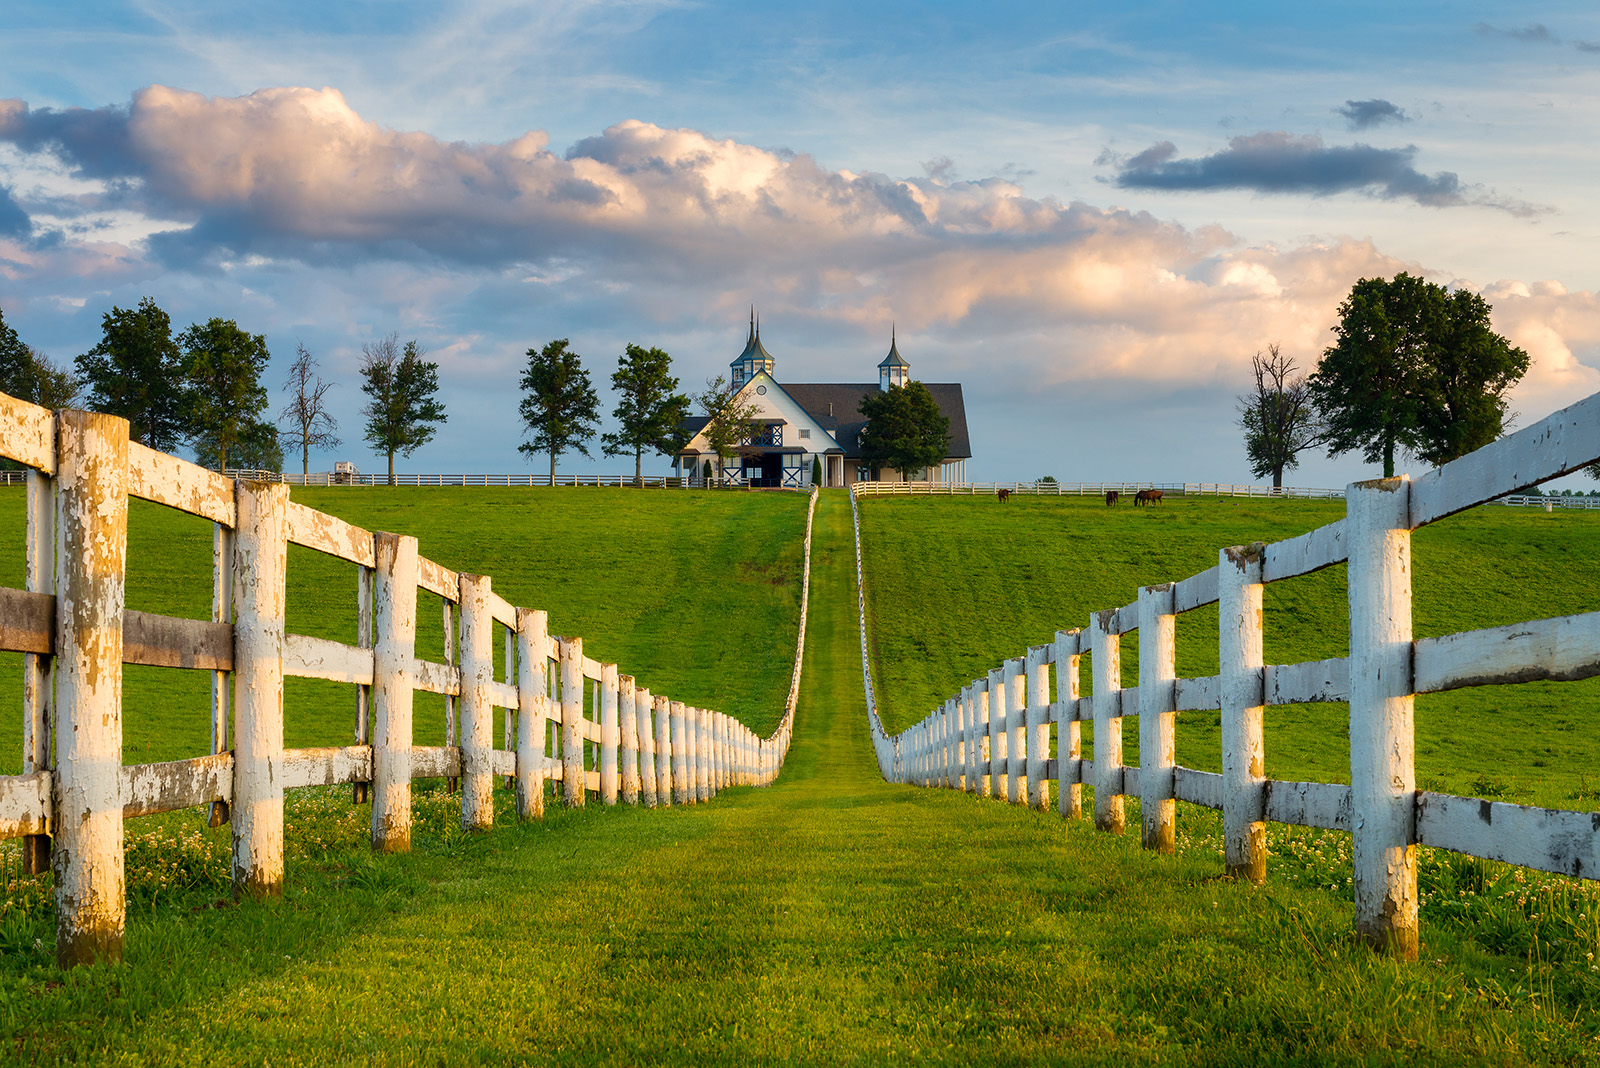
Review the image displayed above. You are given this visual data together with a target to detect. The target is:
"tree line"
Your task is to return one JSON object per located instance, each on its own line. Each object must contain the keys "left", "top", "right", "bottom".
{"left": 1237, "top": 272, "right": 1598, "bottom": 487}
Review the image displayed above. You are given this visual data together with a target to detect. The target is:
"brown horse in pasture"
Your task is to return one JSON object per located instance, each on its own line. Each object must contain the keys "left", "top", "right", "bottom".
{"left": 1134, "top": 489, "right": 1164, "bottom": 506}
{"left": 996, "top": 488, "right": 1012, "bottom": 502}
{"left": 1105, "top": 490, "right": 1120, "bottom": 506}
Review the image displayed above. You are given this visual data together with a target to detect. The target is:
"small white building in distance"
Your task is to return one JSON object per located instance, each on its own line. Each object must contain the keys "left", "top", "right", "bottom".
{"left": 675, "top": 316, "right": 971, "bottom": 488}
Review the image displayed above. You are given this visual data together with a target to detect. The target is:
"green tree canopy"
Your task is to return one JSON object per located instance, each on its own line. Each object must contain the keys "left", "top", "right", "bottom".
{"left": 857, "top": 381, "right": 950, "bottom": 481}
{"left": 196, "top": 419, "right": 283, "bottom": 474}
{"left": 1310, "top": 273, "right": 1528, "bottom": 477}
{"left": 601, "top": 343, "right": 690, "bottom": 483}
{"left": 179, "top": 317, "right": 271, "bottom": 471}
{"left": 519, "top": 338, "right": 600, "bottom": 480}
{"left": 76, "top": 297, "right": 188, "bottom": 451}
{"left": 360, "top": 334, "right": 447, "bottom": 484}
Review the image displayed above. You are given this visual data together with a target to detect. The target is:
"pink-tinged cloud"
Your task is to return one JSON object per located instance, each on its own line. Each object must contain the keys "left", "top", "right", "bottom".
{"left": 1, "top": 86, "right": 1597, "bottom": 415}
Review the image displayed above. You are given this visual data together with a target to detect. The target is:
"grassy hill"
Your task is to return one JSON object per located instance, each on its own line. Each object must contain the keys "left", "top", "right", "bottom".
{"left": 858, "top": 492, "right": 1600, "bottom": 811}
{"left": 0, "top": 486, "right": 809, "bottom": 772}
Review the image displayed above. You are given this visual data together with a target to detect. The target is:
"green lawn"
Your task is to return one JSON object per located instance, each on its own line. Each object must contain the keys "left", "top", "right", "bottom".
{"left": 3, "top": 489, "right": 1600, "bottom": 1064}
{"left": 858, "top": 492, "right": 1600, "bottom": 811}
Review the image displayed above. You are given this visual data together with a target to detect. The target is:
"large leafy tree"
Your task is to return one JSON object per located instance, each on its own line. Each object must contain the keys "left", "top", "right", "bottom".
{"left": 76, "top": 297, "right": 188, "bottom": 451}
{"left": 519, "top": 339, "right": 600, "bottom": 481}
{"left": 1237, "top": 343, "right": 1325, "bottom": 489}
{"left": 695, "top": 374, "right": 763, "bottom": 485}
{"left": 360, "top": 333, "right": 447, "bottom": 484}
{"left": 601, "top": 343, "right": 690, "bottom": 484}
{"left": 179, "top": 317, "right": 271, "bottom": 471}
{"left": 1410, "top": 288, "right": 1529, "bottom": 466}
{"left": 279, "top": 344, "right": 341, "bottom": 477}
{"left": 1311, "top": 273, "right": 1528, "bottom": 477}
{"left": 857, "top": 381, "right": 950, "bottom": 481}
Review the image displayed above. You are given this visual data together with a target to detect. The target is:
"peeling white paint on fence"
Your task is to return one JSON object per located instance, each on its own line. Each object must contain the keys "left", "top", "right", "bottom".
{"left": 0, "top": 393, "right": 818, "bottom": 969}
{"left": 852, "top": 388, "right": 1600, "bottom": 961}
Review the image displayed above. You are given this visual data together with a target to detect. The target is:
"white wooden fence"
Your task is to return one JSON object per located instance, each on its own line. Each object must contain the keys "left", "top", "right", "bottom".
{"left": 854, "top": 389, "right": 1600, "bottom": 960}
{"left": 0, "top": 396, "right": 817, "bottom": 968}
{"left": 854, "top": 479, "right": 1600, "bottom": 508}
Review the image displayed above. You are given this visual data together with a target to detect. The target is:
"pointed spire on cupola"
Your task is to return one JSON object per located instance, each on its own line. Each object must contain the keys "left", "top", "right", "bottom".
{"left": 878, "top": 324, "right": 909, "bottom": 391}
{"left": 730, "top": 308, "right": 776, "bottom": 387}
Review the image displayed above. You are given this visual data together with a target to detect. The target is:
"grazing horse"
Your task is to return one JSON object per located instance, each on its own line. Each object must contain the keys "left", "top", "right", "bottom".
{"left": 1104, "top": 490, "right": 1120, "bottom": 506}
{"left": 1134, "top": 489, "right": 1164, "bottom": 506}
{"left": 996, "top": 488, "right": 1012, "bottom": 502}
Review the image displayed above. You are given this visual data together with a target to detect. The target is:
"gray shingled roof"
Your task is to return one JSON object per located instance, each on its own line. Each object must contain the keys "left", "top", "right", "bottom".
{"left": 782, "top": 382, "right": 971, "bottom": 459}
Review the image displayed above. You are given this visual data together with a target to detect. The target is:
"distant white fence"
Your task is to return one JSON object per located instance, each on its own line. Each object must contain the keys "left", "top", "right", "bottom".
{"left": 227, "top": 470, "right": 706, "bottom": 488}
{"left": 854, "top": 479, "right": 1600, "bottom": 508}
{"left": 852, "top": 390, "right": 1600, "bottom": 960}
{"left": 0, "top": 393, "right": 817, "bottom": 968}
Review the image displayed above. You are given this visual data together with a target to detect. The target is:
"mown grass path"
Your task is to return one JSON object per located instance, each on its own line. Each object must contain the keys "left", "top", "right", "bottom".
{"left": 14, "top": 493, "right": 1590, "bottom": 1065}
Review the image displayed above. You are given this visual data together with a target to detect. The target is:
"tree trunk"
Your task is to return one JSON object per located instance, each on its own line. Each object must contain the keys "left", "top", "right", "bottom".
{"left": 549, "top": 449, "right": 556, "bottom": 484}
{"left": 1272, "top": 467, "right": 1283, "bottom": 490}
{"left": 1383, "top": 432, "right": 1395, "bottom": 479}
{"left": 635, "top": 447, "right": 643, "bottom": 486}
{"left": 302, "top": 443, "right": 310, "bottom": 478}
{"left": 387, "top": 451, "right": 395, "bottom": 486}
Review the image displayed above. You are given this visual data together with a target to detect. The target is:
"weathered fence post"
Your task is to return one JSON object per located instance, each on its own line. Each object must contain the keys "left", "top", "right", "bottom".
{"left": 457, "top": 574, "right": 495, "bottom": 831}
{"left": 23, "top": 467, "right": 53, "bottom": 875}
{"left": 373, "top": 532, "right": 418, "bottom": 851}
{"left": 352, "top": 557, "right": 371, "bottom": 807}
{"left": 1090, "top": 610, "right": 1125, "bottom": 833}
{"left": 1348, "top": 477, "right": 1419, "bottom": 959}
{"left": 560, "top": 638, "right": 586, "bottom": 808}
{"left": 1055, "top": 629, "right": 1082, "bottom": 819}
{"left": 52, "top": 410, "right": 128, "bottom": 967}
{"left": 1026, "top": 645, "right": 1051, "bottom": 812}
{"left": 233, "top": 479, "right": 289, "bottom": 897}
{"left": 975, "top": 679, "right": 992, "bottom": 798}
{"left": 1139, "top": 584, "right": 1177, "bottom": 853}
{"left": 671, "top": 700, "right": 690, "bottom": 804}
{"left": 1006, "top": 658, "right": 1026, "bottom": 803}
{"left": 619, "top": 674, "right": 639, "bottom": 804}
{"left": 600, "top": 663, "right": 619, "bottom": 805}
{"left": 1220, "top": 544, "right": 1266, "bottom": 882}
{"left": 637, "top": 686, "right": 657, "bottom": 805}
{"left": 515, "top": 608, "right": 548, "bottom": 819}
{"left": 655, "top": 695, "right": 673, "bottom": 805}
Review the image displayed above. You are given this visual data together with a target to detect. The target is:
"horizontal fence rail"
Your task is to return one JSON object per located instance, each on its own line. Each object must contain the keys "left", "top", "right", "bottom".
{"left": 853, "top": 480, "right": 1600, "bottom": 508}
{"left": 0, "top": 394, "right": 816, "bottom": 968}
{"left": 853, "top": 389, "right": 1600, "bottom": 960}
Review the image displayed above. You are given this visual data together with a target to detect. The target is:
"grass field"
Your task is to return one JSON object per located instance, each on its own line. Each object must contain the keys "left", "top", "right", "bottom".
{"left": 6, "top": 491, "right": 1597, "bottom": 1065}
{"left": 858, "top": 492, "right": 1600, "bottom": 811}
{"left": 0, "top": 485, "right": 809, "bottom": 773}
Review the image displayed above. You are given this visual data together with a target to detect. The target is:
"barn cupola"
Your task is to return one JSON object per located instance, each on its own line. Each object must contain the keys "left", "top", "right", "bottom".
{"left": 730, "top": 309, "right": 776, "bottom": 388}
{"left": 878, "top": 326, "right": 909, "bottom": 391}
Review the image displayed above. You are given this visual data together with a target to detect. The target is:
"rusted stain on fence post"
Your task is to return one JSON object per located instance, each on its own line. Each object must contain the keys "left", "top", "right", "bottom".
{"left": 1139, "top": 584, "right": 1177, "bottom": 853}
{"left": 515, "top": 608, "right": 549, "bottom": 819}
{"left": 23, "top": 467, "right": 53, "bottom": 874}
{"left": 232, "top": 479, "right": 288, "bottom": 897}
{"left": 1349, "top": 477, "right": 1419, "bottom": 959}
{"left": 1026, "top": 645, "right": 1051, "bottom": 812}
{"left": 560, "top": 638, "right": 585, "bottom": 808}
{"left": 372, "top": 531, "right": 418, "bottom": 852}
{"left": 1219, "top": 545, "right": 1266, "bottom": 882}
{"left": 52, "top": 410, "right": 128, "bottom": 967}
{"left": 1055, "top": 629, "right": 1083, "bottom": 820}
{"left": 1090, "top": 610, "right": 1125, "bottom": 833}
{"left": 457, "top": 573, "right": 494, "bottom": 831}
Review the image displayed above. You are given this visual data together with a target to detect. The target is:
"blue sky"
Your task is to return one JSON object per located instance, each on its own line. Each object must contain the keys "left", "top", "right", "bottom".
{"left": 3, "top": 0, "right": 1599, "bottom": 486}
